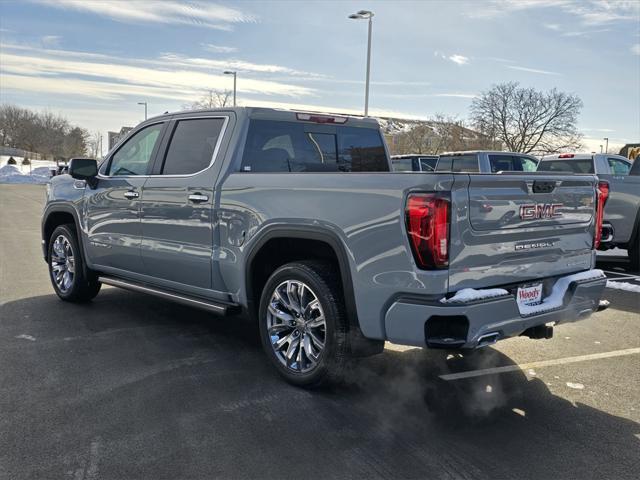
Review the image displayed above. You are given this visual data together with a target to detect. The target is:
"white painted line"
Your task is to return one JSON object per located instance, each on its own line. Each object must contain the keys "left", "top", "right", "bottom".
{"left": 439, "top": 347, "right": 640, "bottom": 381}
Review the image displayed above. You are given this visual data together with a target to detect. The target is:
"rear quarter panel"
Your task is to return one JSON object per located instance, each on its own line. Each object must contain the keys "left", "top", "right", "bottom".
{"left": 216, "top": 172, "right": 454, "bottom": 340}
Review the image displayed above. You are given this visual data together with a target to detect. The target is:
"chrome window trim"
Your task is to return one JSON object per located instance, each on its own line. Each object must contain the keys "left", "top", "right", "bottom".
{"left": 98, "top": 115, "right": 230, "bottom": 179}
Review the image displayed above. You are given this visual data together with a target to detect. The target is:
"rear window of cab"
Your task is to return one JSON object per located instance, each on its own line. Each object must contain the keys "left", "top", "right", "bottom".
{"left": 537, "top": 159, "right": 594, "bottom": 174}
{"left": 241, "top": 120, "right": 389, "bottom": 173}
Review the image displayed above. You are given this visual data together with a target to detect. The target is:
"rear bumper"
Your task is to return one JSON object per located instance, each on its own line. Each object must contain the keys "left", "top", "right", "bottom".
{"left": 383, "top": 271, "right": 607, "bottom": 348}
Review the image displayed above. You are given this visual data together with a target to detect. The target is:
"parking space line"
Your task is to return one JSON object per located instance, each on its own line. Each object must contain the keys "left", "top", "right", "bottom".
{"left": 439, "top": 347, "right": 640, "bottom": 381}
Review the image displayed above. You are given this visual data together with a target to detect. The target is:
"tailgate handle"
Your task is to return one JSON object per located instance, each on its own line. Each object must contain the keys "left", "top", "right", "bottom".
{"left": 533, "top": 181, "right": 556, "bottom": 194}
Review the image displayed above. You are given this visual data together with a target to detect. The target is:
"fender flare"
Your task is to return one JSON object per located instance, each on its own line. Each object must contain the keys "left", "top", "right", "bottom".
{"left": 244, "top": 224, "right": 360, "bottom": 330}
{"left": 41, "top": 204, "right": 89, "bottom": 271}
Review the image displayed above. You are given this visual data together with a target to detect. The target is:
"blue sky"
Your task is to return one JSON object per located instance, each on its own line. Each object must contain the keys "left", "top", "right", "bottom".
{"left": 1, "top": 0, "right": 639, "bottom": 154}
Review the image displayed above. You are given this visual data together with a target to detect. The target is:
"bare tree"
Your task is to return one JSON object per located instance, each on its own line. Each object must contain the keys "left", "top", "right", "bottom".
{"left": 470, "top": 82, "right": 583, "bottom": 154}
{"left": 187, "top": 89, "right": 233, "bottom": 110}
{"left": 86, "top": 131, "right": 102, "bottom": 159}
{"left": 390, "top": 114, "right": 494, "bottom": 156}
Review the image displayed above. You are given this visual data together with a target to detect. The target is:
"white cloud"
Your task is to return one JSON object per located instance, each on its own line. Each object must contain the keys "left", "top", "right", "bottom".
{"left": 41, "top": 35, "right": 61, "bottom": 47}
{"left": 201, "top": 43, "right": 237, "bottom": 54}
{"left": 560, "top": 28, "right": 610, "bottom": 37}
{"left": 632, "top": 44, "right": 640, "bottom": 55}
{"left": 469, "top": 0, "right": 639, "bottom": 26}
{"left": 435, "top": 52, "right": 469, "bottom": 65}
{"left": 0, "top": 45, "right": 315, "bottom": 102}
{"left": 31, "top": 0, "right": 256, "bottom": 30}
{"left": 507, "top": 65, "right": 562, "bottom": 76}
{"left": 544, "top": 23, "right": 562, "bottom": 30}
{"left": 449, "top": 55, "right": 469, "bottom": 65}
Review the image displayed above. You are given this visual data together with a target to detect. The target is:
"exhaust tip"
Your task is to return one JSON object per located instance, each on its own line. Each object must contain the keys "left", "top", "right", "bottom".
{"left": 476, "top": 332, "right": 500, "bottom": 347}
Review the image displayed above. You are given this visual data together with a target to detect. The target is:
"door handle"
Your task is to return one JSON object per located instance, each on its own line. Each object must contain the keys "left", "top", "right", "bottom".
{"left": 124, "top": 190, "right": 139, "bottom": 199}
{"left": 188, "top": 193, "right": 209, "bottom": 203}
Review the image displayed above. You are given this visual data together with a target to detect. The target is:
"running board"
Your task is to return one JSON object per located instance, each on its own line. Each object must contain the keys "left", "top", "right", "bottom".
{"left": 98, "top": 276, "right": 239, "bottom": 316}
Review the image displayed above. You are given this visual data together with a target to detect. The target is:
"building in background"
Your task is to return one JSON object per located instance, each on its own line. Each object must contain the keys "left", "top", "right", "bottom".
{"left": 107, "top": 127, "right": 133, "bottom": 151}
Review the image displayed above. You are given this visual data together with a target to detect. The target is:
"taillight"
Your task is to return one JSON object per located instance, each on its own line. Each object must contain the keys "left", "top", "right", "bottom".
{"left": 296, "top": 113, "right": 348, "bottom": 124}
{"left": 405, "top": 193, "right": 450, "bottom": 269}
{"left": 593, "top": 180, "right": 609, "bottom": 249}
{"left": 558, "top": 153, "right": 575, "bottom": 158}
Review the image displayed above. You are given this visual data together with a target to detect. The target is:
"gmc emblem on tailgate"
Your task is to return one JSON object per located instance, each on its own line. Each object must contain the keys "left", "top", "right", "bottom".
{"left": 519, "top": 203, "right": 563, "bottom": 220}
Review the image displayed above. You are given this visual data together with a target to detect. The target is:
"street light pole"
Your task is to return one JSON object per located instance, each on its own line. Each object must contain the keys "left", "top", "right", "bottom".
{"left": 224, "top": 71, "right": 237, "bottom": 106}
{"left": 137, "top": 101, "right": 147, "bottom": 120}
{"left": 349, "top": 10, "right": 374, "bottom": 117}
{"left": 604, "top": 137, "right": 609, "bottom": 154}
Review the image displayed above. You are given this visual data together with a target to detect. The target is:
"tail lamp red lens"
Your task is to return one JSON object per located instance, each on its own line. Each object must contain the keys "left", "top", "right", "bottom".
{"left": 405, "top": 193, "right": 450, "bottom": 269}
{"left": 593, "top": 180, "right": 609, "bottom": 249}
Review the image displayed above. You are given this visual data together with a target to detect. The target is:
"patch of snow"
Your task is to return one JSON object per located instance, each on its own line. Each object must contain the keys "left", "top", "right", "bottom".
{"left": 440, "top": 287, "right": 509, "bottom": 304}
{"left": 566, "top": 382, "right": 584, "bottom": 390}
{"left": 0, "top": 165, "right": 22, "bottom": 176}
{"left": 597, "top": 248, "right": 627, "bottom": 257}
{"left": 517, "top": 269, "right": 605, "bottom": 316}
{"left": 512, "top": 408, "right": 526, "bottom": 417}
{"left": 528, "top": 369, "right": 537, "bottom": 376}
{"left": 15, "top": 334, "right": 36, "bottom": 341}
{"left": 606, "top": 280, "right": 640, "bottom": 293}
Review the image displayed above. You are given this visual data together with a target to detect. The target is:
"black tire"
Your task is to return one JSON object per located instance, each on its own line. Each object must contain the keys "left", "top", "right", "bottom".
{"left": 258, "top": 261, "right": 349, "bottom": 388}
{"left": 47, "top": 224, "right": 101, "bottom": 302}
{"left": 629, "top": 238, "right": 640, "bottom": 273}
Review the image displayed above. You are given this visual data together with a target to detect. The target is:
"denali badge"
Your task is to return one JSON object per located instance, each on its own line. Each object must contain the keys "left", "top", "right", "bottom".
{"left": 515, "top": 241, "right": 554, "bottom": 251}
{"left": 519, "top": 203, "right": 563, "bottom": 220}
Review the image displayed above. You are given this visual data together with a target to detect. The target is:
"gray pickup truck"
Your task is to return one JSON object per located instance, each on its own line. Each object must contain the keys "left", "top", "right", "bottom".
{"left": 435, "top": 150, "right": 539, "bottom": 173}
{"left": 538, "top": 153, "right": 640, "bottom": 270}
{"left": 42, "top": 107, "right": 607, "bottom": 387}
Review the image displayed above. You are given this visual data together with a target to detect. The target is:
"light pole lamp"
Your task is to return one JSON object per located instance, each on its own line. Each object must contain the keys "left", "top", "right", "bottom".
{"left": 348, "top": 10, "right": 374, "bottom": 117}
{"left": 604, "top": 137, "right": 609, "bottom": 154}
{"left": 224, "top": 71, "right": 237, "bottom": 106}
{"left": 137, "top": 101, "right": 147, "bottom": 120}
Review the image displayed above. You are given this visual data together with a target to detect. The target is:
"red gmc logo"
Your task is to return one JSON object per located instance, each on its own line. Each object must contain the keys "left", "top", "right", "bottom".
{"left": 519, "top": 203, "right": 563, "bottom": 220}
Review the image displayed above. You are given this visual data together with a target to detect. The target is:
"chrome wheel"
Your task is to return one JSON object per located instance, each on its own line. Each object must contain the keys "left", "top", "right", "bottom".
{"left": 50, "top": 235, "right": 75, "bottom": 293}
{"left": 266, "top": 280, "right": 326, "bottom": 373}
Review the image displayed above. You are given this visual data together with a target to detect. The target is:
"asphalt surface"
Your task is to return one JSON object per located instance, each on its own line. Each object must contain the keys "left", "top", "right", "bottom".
{"left": 1, "top": 184, "right": 639, "bottom": 480}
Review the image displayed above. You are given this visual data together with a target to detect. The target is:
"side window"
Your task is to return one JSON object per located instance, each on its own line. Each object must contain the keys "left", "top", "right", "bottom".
{"left": 489, "top": 155, "right": 513, "bottom": 173}
{"left": 108, "top": 124, "right": 163, "bottom": 176}
{"left": 162, "top": 118, "right": 225, "bottom": 175}
{"left": 337, "top": 127, "right": 388, "bottom": 172}
{"left": 608, "top": 157, "right": 631, "bottom": 175}
{"left": 518, "top": 156, "right": 538, "bottom": 172}
{"left": 451, "top": 155, "right": 479, "bottom": 173}
{"left": 419, "top": 157, "right": 437, "bottom": 172}
{"left": 435, "top": 157, "right": 453, "bottom": 171}
{"left": 240, "top": 121, "right": 388, "bottom": 172}
{"left": 242, "top": 120, "right": 336, "bottom": 172}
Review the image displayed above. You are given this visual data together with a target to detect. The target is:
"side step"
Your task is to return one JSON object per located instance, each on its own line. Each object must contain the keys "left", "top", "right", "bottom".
{"left": 98, "top": 276, "right": 240, "bottom": 316}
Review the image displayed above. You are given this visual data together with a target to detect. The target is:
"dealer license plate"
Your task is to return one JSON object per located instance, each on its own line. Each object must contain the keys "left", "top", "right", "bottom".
{"left": 516, "top": 283, "right": 543, "bottom": 312}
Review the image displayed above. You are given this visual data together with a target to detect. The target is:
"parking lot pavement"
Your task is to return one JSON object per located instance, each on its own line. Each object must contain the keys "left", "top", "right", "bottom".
{"left": 1, "top": 184, "right": 639, "bottom": 480}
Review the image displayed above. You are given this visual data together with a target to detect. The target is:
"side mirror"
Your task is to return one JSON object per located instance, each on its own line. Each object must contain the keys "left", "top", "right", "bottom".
{"left": 69, "top": 158, "right": 98, "bottom": 187}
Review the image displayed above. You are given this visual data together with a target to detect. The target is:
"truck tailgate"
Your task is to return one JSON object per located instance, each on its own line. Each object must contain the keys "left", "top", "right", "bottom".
{"left": 448, "top": 173, "right": 597, "bottom": 292}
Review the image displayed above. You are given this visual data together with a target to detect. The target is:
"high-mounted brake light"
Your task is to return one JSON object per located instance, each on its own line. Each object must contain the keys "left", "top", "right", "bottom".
{"left": 558, "top": 154, "right": 575, "bottom": 158}
{"left": 405, "top": 193, "right": 450, "bottom": 270}
{"left": 593, "top": 180, "right": 609, "bottom": 249}
{"left": 295, "top": 113, "right": 348, "bottom": 124}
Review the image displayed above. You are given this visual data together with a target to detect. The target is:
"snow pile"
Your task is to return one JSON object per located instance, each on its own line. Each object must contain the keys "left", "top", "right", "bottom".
{"left": 0, "top": 164, "right": 51, "bottom": 184}
{"left": 0, "top": 165, "right": 22, "bottom": 176}
{"left": 440, "top": 287, "right": 509, "bottom": 304}
{"left": 606, "top": 280, "right": 640, "bottom": 293}
{"left": 517, "top": 269, "right": 605, "bottom": 316}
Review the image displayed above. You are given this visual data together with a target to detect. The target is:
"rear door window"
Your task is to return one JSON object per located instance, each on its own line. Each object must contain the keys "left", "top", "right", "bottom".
{"left": 392, "top": 158, "right": 414, "bottom": 172}
{"left": 162, "top": 118, "right": 226, "bottom": 175}
{"left": 241, "top": 120, "right": 388, "bottom": 172}
{"left": 489, "top": 155, "right": 538, "bottom": 172}
{"left": 419, "top": 157, "right": 437, "bottom": 171}
{"left": 537, "top": 159, "right": 594, "bottom": 173}
{"left": 607, "top": 157, "right": 631, "bottom": 175}
{"left": 436, "top": 155, "right": 479, "bottom": 173}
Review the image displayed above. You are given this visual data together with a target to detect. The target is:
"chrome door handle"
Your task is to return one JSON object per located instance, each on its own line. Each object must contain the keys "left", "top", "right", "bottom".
{"left": 124, "top": 190, "right": 139, "bottom": 199}
{"left": 188, "top": 193, "right": 209, "bottom": 203}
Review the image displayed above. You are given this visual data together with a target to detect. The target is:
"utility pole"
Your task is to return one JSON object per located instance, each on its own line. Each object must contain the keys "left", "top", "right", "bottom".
{"left": 138, "top": 101, "right": 148, "bottom": 120}
{"left": 604, "top": 137, "right": 609, "bottom": 154}
{"left": 224, "top": 71, "right": 237, "bottom": 106}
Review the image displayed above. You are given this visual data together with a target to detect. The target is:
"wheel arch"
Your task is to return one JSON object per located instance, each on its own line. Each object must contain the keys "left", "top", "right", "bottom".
{"left": 244, "top": 225, "right": 358, "bottom": 328}
{"left": 42, "top": 205, "right": 86, "bottom": 264}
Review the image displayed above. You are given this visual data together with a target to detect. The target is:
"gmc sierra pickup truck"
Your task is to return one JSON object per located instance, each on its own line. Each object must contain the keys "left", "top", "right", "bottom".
{"left": 42, "top": 107, "right": 607, "bottom": 387}
{"left": 538, "top": 153, "right": 640, "bottom": 270}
